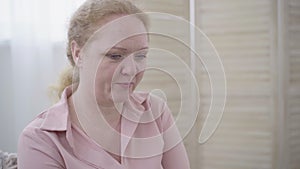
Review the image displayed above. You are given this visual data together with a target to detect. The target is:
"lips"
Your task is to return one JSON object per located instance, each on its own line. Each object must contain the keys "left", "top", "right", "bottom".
{"left": 114, "top": 82, "right": 134, "bottom": 88}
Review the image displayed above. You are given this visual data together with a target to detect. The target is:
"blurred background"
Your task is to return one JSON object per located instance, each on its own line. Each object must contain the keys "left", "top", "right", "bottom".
{"left": 0, "top": 0, "right": 299, "bottom": 169}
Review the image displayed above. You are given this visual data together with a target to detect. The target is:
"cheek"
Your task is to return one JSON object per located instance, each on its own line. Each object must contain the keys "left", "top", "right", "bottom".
{"left": 135, "top": 71, "right": 144, "bottom": 84}
{"left": 95, "top": 63, "right": 118, "bottom": 86}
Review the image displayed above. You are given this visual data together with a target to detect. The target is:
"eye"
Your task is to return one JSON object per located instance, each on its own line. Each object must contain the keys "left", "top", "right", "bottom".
{"left": 134, "top": 52, "right": 147, "bottom": 61}
{"left": 135, "top": 54, "right": 146, "bottom": 59}
{"left": 105, "top": 53, "right": 124, "bottom": 61}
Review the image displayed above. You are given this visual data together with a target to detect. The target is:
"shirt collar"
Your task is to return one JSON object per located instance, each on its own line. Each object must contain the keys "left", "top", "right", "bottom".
{"left": 40, "top": 86, "right": 73, "bottom": 131}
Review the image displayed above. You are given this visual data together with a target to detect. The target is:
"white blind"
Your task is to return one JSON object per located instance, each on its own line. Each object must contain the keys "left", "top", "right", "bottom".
{"left": 286, "top": 0, "right": 300, "bottom": 168}
{"left": 195, "top": 0, "right": 274, "bottom": 168}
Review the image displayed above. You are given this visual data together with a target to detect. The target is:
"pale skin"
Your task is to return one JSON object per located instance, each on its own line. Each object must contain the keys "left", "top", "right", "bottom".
{"left": 67, "top": 14, "right": 149, "bottom": 163}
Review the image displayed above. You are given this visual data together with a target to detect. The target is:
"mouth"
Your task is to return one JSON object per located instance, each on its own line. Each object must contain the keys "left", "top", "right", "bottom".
{"left": 114, "top": 82, "right": 134, "bottom": 88}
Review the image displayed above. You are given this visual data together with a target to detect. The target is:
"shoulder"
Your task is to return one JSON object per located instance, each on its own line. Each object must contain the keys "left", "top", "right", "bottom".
{"left": 19, "top": 110, "right": 49, "bottom": 141}
{"left": 18, "top": 99, "right": 69, "bottom": 151}
{"left": 18, "top": 110, "right": 57, "bottom": 148}
{"left": 22, "top": 110, "right": 48, "bottom": 130}
{"left": 18, "top": 110, "right": 66, "bottom": 168}
{"left": 18, "top": 106, "right": 68, "bottom": 161}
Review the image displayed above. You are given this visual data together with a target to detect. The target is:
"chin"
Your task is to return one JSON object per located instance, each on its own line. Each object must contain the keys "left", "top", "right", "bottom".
{"left": 110, "top": 86, "right": 132, "bottom": 104}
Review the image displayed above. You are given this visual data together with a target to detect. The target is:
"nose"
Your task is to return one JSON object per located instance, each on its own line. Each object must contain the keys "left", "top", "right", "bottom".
{"left": 120, "top": 55, "right": 138, "bottom": 76}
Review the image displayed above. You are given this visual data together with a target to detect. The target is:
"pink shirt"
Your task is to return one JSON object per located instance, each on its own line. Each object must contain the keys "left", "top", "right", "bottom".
{"left": 18, "top": 87, "right": 190, "bottom": 169}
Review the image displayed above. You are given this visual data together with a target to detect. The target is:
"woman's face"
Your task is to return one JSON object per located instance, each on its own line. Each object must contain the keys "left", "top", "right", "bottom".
{"left": 79, "top": 15, "right": 148, "bottom": 106}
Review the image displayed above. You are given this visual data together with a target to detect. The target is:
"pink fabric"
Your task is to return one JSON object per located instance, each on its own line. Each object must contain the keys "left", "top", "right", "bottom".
{"left": 18, "top": 87, "right": 190, "bottom": 169}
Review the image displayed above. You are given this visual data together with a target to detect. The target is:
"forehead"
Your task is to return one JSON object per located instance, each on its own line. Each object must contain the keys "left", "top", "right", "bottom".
{"left": 111, "top": 34, "right": 148, "bottom": 52}
{"left": 84, "top": 14, "right": 148, "bottom": 53}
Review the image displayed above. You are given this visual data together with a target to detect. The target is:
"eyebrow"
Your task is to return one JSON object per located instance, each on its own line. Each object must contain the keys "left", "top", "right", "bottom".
{"left": 110, "top": 46, "right": 149, "bottom": 51}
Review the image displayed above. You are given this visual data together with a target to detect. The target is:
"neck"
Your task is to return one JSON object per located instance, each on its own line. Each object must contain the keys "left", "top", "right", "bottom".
{"left": 68, "top": 89, "right": 123, "bottom": 131}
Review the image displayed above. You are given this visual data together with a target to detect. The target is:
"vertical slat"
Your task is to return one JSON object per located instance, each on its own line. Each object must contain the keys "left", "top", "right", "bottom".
{"left": 276, "top": 0, "right": 290, "bottom": 168}
{"left": 287, "top": 0, "right": 300, "bottom": 168}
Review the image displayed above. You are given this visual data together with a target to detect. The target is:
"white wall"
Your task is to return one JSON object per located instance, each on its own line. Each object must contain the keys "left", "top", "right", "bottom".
{"left": 0, "top": 41, "right": 15, "bottom": 152}
{"left": 0, "top": 41, "right": 68, "bottom": 152}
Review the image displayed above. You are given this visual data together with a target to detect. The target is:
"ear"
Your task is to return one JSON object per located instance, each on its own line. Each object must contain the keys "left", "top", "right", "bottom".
{"left": 71, "top": 40, "right": 83, "bottom": 67}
